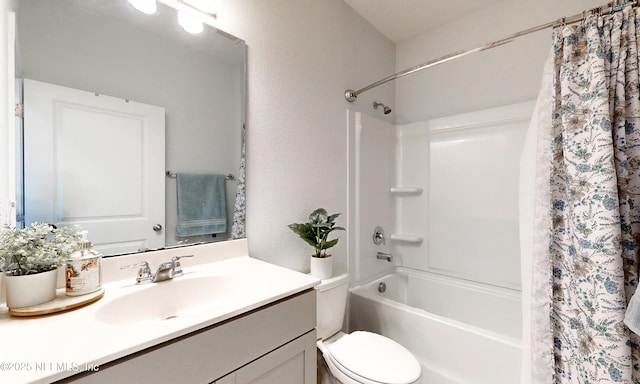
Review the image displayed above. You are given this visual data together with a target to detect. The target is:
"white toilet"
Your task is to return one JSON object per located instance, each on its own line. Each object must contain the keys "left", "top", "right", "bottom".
{"left": 315, "top": 273, "right": 422, "bottom": 384}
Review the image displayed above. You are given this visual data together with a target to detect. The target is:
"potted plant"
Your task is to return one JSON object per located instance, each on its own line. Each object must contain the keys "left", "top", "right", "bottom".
{"left": 0, "top": 222, "right": 83, "bottom": 308}
{"left": 288, "top": 208, "right": 345, "bottom": 279}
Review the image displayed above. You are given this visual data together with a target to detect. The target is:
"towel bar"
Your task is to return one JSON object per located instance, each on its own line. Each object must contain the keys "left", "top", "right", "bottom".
{"left": 165, "top": 171, "right": 235, "bottom": 180}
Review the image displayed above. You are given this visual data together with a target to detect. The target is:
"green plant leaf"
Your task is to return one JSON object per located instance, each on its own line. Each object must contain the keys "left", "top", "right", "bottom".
{"left": 309, "top": 208, "right": 328, "bottom": 224}
{"left": 321, "top": 238, "right": 339, "bottom": 249}
{"left": 288, "top": 208, "right": 345, "bottom": 257}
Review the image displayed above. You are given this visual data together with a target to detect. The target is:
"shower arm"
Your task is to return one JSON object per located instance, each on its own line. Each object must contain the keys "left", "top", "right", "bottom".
{"left": 344, "top": 0, "right": 632, "bottom": 102}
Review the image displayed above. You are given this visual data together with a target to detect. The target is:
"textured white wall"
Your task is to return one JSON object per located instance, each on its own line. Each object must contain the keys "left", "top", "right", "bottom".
{"left": 395, "top": 0, "right": 605, "bottom": 123}
{"left": 216, "top": 0, "right": 395, "bottom": 272}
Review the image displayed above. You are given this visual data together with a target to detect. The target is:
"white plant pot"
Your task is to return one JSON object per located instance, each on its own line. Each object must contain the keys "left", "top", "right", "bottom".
{"left": 310, "top": 256, "right": 333, "bottom": 280}
{"left": 4, "top": 269, "right": 58, "bottom": 309}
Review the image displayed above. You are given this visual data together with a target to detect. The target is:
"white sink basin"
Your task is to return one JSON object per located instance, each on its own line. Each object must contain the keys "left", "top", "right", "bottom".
{"left": 95, "top": 275, "right": 247, "bottom": 325}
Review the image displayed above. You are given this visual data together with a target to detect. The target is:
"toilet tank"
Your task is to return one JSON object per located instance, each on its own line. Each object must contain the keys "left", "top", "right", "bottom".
{"left": 315, "top": 273, "right": 349, "bottom": 340}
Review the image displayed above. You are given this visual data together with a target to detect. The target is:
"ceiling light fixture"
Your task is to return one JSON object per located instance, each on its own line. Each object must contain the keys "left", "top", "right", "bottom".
{"left": 130, "top": 0, "right": 215, "bottom": 35}
{"left": 178, "top": 10, "right": 204, "bottom": 34}
{"left": 128, "top": 0, "right": 157, "bottom": 14}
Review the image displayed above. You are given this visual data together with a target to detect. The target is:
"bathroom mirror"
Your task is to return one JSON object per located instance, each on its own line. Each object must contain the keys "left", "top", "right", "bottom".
{"left": 13, "top": 0, "right": 246, "bottom": 256}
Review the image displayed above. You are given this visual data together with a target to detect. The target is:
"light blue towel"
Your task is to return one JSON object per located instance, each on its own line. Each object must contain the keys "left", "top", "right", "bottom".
{"left": 176, "top": 173, "right": 227, "bottom": 237}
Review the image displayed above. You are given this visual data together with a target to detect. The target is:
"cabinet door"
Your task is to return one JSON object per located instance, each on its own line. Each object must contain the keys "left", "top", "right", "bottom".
{"left": 216, "top": 330, "right": 316, "bottom": 384}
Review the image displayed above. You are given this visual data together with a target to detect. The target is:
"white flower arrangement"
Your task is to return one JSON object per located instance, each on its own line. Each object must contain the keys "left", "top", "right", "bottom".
{"left": 0, "top": 223, "right": 84, "bottom": 276}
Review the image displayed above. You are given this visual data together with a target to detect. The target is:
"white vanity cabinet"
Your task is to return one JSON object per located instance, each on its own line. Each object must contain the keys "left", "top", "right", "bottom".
{"left": 214, "top": 331, "right": 316, "bottom": 384}
{"left": 57, "top": 290, "right": 316, "bottom": 384}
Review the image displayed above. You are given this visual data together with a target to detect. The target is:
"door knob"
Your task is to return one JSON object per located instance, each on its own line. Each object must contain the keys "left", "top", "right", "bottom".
{"left": 153, "top": 224, "right": 163, "bottom": 232}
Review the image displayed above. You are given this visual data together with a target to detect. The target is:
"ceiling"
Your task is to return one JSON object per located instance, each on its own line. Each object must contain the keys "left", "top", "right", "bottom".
{"left": 344, "top": 0, "right": 503, "bottom": 43}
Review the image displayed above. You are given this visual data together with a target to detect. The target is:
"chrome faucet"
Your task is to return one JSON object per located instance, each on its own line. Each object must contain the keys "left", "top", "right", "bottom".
{"left": 121, "top": 261, "right": 153, "bottom": 284}
{"left": 121, "top": 255, "right": 194, "bottom": 284}
{"left": 152, "top": 255, "right": 194, "bottom": 282}
{"left": 376, "top": 252, "right": 392, "bottom": 262}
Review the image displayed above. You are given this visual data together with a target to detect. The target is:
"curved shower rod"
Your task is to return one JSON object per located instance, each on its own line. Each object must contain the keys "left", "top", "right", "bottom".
{"left": 344, "top": 0, "right": 633, "bottom": 102}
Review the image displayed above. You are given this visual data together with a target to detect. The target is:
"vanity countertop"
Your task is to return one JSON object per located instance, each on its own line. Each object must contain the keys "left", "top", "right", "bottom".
{"left": 0, "top": 240, "right": 319, "bottom": 384}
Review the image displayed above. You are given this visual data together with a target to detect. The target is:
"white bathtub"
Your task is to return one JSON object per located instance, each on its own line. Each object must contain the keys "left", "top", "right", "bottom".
{"left": 349, "top": 267, "right": 522, "bottom": 384}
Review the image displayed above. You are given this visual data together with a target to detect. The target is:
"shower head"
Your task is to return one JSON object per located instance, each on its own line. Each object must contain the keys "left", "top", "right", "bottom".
{"left": 373, "top": 101, "right": 392, "bottom": 115}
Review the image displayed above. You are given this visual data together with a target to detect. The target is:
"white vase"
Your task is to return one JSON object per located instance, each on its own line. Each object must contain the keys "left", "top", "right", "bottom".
{"left": 310, "top": 256, "right": 333, "bottom": 280}
{"left": 4, "top": 269, "right": 58, "bottom": 309}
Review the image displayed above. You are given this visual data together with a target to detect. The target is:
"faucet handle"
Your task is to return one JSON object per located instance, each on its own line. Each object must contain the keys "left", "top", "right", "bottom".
{"left": 171, "top": 255, "right": 194, "bottom": 278}
{"left": 171, "top": 254, "right": 194, "bottom": 262}
{"left": 121, "top": 261, "right": 153, "bottom": 284}
{"left": 373, "top": 227, "right": 386, "bottom": 245}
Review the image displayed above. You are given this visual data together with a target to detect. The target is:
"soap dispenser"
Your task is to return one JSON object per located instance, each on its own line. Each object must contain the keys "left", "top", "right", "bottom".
{"left": 65, "top": 232, "right": 102, "bottom": 296}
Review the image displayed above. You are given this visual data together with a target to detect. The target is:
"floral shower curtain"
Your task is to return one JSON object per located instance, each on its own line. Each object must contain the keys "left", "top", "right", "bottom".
{"left": 526, "top": 6, "right": 640, "bottom": 383}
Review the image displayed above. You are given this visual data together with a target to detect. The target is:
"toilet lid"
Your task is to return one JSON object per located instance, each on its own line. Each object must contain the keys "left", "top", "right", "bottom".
{"left": 327, "top": 331, "right": 421, "bottom": 384}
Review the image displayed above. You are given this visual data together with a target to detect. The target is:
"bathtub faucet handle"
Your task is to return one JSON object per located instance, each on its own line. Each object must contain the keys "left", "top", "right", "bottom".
{"left": 373, "top": 227, "right": 386, "bottom": 245}
{"left": 376, "top": 252, "right": 392, "bottom": 262}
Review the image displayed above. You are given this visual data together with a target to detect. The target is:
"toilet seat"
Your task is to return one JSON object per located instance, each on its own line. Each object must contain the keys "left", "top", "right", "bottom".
{"left": 324, "top": 331, "right": 422, "bottom": 384}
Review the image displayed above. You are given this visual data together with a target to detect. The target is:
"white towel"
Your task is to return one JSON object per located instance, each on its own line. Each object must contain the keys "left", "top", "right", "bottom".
{"left": 625, "top": 290, "right": 640, "bottom": 335}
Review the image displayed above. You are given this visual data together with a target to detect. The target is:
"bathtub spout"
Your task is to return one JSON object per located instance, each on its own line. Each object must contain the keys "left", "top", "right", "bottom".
{"left": 376, "top": 252, "right": 392, "bottom": 262}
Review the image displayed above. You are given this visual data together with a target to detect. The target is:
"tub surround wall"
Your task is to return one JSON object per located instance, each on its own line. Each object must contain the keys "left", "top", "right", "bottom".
{"left": 348, "top": 111, "right": 396, "bottom": 281}
{"left": 392, "top": 120, "right": 428, "bottom": 278}
{"left": 352, "top": 101, "right": 532, "bottom": 291}
{"left": 416, "top": 102, "right": 531, "bottom": 289}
